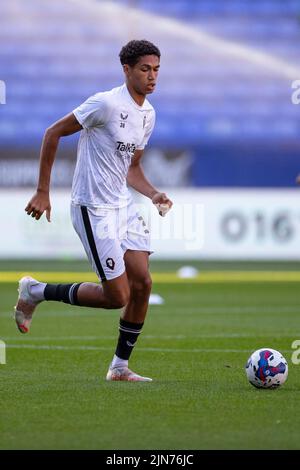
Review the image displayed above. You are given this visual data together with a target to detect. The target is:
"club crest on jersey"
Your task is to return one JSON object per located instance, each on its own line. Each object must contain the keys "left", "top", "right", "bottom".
{"left": 120, "top": 112, "right": 128, "bottom": 128}
{"left": 116, "top": 141, "right": 136, "bottom": 154}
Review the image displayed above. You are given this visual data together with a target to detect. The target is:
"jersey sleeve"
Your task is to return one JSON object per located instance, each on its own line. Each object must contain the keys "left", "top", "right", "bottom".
{"left": 136, "top": 109, "right": 156, "bottom": 150}
{"left": 73, "top": 93, "right": 110, "bottom": 129}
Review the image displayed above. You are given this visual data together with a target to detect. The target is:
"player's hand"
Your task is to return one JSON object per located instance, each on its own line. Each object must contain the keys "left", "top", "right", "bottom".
{"left": 25, "top": 190, "right": 51, "bottom": 222}
{"left": 152, "top": 192, "right": 173, "bottom": 217}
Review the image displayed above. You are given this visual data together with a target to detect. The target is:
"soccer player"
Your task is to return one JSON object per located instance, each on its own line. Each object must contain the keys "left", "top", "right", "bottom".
{"left": 14, "top": 39, "right": 173, "bottom": 382}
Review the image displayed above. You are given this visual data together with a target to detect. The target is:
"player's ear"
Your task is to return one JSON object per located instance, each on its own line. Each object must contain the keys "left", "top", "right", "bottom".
{"left": 123, "top": 64, "right": 130, "bottom": 76}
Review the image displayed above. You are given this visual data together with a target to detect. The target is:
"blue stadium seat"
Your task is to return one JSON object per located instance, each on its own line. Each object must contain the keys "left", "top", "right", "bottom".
{"left": 0, "top": 0, "right": 299, "bottom": 186}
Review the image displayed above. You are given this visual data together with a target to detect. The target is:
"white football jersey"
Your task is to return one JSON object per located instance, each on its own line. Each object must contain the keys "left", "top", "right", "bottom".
{"left": 71, "top": 84, "right": 155, "bottom": 208}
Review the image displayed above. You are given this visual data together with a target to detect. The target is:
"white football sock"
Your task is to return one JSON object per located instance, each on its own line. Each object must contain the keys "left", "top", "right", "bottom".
{"left": 29, "top": 282, "right": 46, "bottom": 301}
{"left": 110, "top": 354, "right": 128, "bottom": 369}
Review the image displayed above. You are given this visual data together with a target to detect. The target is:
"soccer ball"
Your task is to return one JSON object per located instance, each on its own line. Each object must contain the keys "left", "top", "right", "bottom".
{"left": 245, "top": 348, "right": 288, "bottom": 389}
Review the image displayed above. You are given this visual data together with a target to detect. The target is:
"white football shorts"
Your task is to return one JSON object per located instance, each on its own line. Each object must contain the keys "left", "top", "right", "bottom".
{"left": 71, "top": 202, "right": 153, "bottom": 282}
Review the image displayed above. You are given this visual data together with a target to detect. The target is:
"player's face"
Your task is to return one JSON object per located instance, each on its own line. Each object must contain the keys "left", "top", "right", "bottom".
{"left": 125, "top": 55, "right": 160, "bottom": 96}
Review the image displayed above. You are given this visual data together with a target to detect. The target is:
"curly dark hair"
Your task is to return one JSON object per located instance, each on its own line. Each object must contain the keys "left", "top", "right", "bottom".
{"left": 119, "top": 39, "right": 160, "bottom": 67}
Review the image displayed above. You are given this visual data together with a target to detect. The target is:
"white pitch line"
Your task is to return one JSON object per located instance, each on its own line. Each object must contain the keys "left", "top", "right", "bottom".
{"left": 1, "top": 305, "right": 299, "bottom": 319}
{"left": 6, "top": 344, "right": 292, "bottom": 354}
{"left": 2, "top": 333, "right": 299, "bottom": 342}
{"left": 2, "top": 335, "right": 185, "bottom": 341}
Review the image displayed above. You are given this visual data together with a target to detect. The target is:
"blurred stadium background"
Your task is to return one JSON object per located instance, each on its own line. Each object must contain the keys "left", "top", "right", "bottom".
{"left": 1, "top": 0, "right": 300, "bottom": 261}
{"left": 1, "top": 0, "right": 300, "bottom": 452}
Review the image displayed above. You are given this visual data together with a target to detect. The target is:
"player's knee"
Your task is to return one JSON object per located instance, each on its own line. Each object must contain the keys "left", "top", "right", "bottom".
{"left": 106, "top": 290, "right": 130, "bottom": 309}
{"left": 113, "top": 295, "right": 129, "bottom": 309}
{"left": 130, "top": 275, "right": 152, "bottom": 297}
{"left": 144, "top": 276, "right": 153, "bottom": 294}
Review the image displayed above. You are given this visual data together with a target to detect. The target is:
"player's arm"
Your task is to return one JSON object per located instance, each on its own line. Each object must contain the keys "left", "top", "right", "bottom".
{"left": 127, "top": 149, "right": 173, "bottom": 216}
{"left": 25, "top": 113, "right": 82, "bottom": 222}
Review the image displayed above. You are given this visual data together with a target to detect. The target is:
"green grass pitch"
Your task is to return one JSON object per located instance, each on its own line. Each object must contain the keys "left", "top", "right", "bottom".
{"left": 1, "top": 260, "right": 300, "bottom": 450}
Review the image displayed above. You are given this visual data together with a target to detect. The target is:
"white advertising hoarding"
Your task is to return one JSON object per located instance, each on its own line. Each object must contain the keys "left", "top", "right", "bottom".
{"left": 0, "top": 188, "right": 299, "bottom": 259}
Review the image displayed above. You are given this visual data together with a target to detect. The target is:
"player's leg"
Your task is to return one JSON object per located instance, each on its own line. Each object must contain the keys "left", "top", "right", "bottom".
{"left": 13, "top": 272, "right": 130, "bottom": 334}
{"left": 122, "top": 249, "right": 152, "bottom": 323}
{"left": 42, "top": 272, "right": 129, "bottom": 309}
{"left": 76, "top": 274, "right": 129, "bottom": 308}
{"left": 13, "top": 204, "right": 129, "bottom": 333}
{"left": 106, "top": 202, "right": 153, "bottom": 382}
{"left": 106, "top": 250, "right": 152, "bottom": 381}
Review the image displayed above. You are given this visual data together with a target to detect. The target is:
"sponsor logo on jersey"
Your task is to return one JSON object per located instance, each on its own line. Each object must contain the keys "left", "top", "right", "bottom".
{"left": 116, "top": 141, "right": 136, "bottom": 154}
